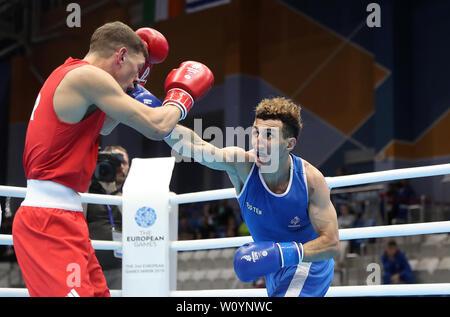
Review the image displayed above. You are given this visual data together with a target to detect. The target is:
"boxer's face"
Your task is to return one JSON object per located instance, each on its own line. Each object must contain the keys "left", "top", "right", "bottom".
{"left": 114, "top": 48, "right": 146, "bottom": 92}
{"left": 252, "top": 119, "right": 296, "bottom": 169}
{"left": 252, "top": 119, "right": 282, "bottom": 167}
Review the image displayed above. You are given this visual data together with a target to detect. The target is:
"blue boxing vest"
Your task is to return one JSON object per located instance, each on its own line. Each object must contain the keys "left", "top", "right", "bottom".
{"left": 237, "top": 154, "right": 334, "bottom": 297}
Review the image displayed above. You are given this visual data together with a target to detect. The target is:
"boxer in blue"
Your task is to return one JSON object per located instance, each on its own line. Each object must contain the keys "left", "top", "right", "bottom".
{"left": 164, "top": 97, "right": 339, "bottom": 297}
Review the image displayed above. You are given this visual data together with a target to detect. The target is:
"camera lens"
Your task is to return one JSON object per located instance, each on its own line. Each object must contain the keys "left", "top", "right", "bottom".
{"left": 94, "top": 161, "right": 115, "bottom": 182}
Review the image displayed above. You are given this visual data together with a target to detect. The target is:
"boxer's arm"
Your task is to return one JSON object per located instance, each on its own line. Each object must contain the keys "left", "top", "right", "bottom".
{"left": 75, "top": 65, "right": 181, "bottom": 140}
{"left": 302, "top": 161, "right": 340, "bottom": 262}
{"left": 100, "top": 115, "right": 120, "bottom": 135}
{"left": 165, "top": 124, "right": 253, "bottom": 191}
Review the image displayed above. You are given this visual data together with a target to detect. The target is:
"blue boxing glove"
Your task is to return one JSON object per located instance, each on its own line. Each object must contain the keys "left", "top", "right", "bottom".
{"left": 129, "top": 85, "right": 175, "bottom": 138}
{"left": 233, "top": 241, "right": 303, "bottom": 283}
{"left": 128, "top": 84, "right": 162, "bottom": 108}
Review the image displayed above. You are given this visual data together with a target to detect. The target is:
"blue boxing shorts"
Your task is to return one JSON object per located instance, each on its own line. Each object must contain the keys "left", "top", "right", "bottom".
{"left": 265, "top": 258, "right": 334, "bottom": 297}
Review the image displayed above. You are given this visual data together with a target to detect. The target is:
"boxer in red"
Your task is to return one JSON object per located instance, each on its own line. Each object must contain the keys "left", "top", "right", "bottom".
{"left": 12, "top": 21, "right": 214, "bottom": 297}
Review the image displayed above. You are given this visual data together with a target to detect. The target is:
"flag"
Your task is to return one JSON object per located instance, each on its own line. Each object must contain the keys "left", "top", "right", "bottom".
{"left": 142, "top": 0, "right": 183, "bottom": 25}
{"left": 185, "top": 0, "right": 230, "bottom": 13}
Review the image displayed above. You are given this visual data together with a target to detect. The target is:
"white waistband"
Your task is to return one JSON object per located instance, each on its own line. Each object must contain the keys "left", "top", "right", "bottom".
{"left": 21, "top": 180, "right": 83, "bottom": 212}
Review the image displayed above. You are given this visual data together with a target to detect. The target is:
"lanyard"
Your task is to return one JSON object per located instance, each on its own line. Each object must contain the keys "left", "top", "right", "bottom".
{"left": 106, "top": 205, "right": 115, "bottom": 230}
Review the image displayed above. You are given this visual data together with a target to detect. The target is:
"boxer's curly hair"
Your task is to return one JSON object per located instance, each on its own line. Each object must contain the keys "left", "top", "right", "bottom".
{"left": 89, "top": 21, "right": 148, "bottom": 61}
{"left": 255, "top": 97, "right": 303, "bottom": 139}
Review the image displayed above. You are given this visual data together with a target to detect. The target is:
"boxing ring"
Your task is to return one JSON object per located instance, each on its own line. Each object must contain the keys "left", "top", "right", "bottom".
{"left": 0, "top": 158, "right": 449, "bottom": 297}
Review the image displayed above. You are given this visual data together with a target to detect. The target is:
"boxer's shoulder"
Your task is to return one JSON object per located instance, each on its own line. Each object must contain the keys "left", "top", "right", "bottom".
{"left": 53, "top": 65, "right": 114, "bottom": 123}
{"left": 301, "top": 159, "right": 328, "bottom": 199}
{"left": 301, "top": 159, "right": 323, "bottom": 181}
{"left": 64, "top": 64, "right": 115, "bottom": 90}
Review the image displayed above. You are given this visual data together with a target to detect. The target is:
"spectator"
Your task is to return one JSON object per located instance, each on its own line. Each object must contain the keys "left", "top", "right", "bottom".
{"left": 381, "top": 240, "right": 414, "bottom": 284}
{"left": 332, "top": 167, "right": 350, "bottom": 216}
{"left": 184, "top": 203, "right": 203, "bottom": 223}
{"left": 225, "top": 215, "right": 238, "bottom": 237}
{"left": 395, "top": 180, "right": 416, "bottom": 223}
{"left": 104, "top": 145, "right": 130, "bottom": 194}
{"left": 237, "top": 221, "right": 250, "bottom": 236}
{"left": 337, "top": 203, "right": 356, "bottom": 229}
{"left": 385, "top": 180, "right": 416, "bottom": 224}
{"left": 212, "top": 200, "right": 235, "bottom": 237}
{"left": 85, "top": 146, "right": 129, "bottom": 290}
{"left": 336, "top": 203, "right": 356, "bottom": 268}
{"left": 196, "top": 215, "right": 216, "bottom": 239}
{"left": 179, "top": 217, "right": 196, "bottom": 240}
{"left": 384, "top": 182, "right": 399, "bottom": 224}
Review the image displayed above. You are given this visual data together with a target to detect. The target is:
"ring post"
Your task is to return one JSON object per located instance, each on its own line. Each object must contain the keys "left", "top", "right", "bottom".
{"left": 168, "top": 196, "right": 179, "bottom": 291}
{"left": 122, "top": 157, "right": 175, "bottom": 296}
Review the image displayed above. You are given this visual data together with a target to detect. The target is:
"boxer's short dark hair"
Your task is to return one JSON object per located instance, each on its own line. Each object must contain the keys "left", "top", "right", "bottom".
{"left": 255, "top": 97, "right": 303, "bottom": 139}
{"left": 89, "top": 21, "right": 148, "bottom": 61}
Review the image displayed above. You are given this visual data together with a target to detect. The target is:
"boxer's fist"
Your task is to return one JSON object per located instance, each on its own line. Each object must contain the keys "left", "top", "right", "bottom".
{"left": 128, "top": 84, "right": 162, "bottom": 108}
{"left": 233, "top": 241, "right": 303, "bottom": 283}
{"left": 136, "top": 27, "right": 169, "bottom": 84}
{"left": 129, "top": 85, "right": 176, "bottom": 138}
{"left": 163, "top": 61, "right": 214, "bottom": 120}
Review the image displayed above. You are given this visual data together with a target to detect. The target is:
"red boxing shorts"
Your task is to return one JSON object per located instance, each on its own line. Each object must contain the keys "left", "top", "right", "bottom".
{"left": 12, "top": 205, "right": 110, "bottom": 297}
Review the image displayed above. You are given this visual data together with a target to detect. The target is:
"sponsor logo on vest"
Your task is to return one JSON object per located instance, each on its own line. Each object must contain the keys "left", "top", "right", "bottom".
{"left": 246, "top": 202, "right": 263, "bottom": 215}
{"left": 288, "top": 216, "right": 301, "bottom": 228}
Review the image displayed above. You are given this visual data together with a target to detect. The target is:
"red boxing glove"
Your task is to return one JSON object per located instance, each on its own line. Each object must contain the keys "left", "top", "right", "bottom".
{"left": 163, "top": 61, "right": 214, "bottom": 120}
{"left": 135, "top": 27, "right": 169, "bottom": 84}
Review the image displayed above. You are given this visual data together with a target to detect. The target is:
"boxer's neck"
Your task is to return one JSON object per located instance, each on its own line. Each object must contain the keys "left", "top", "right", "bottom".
{"left": 83, "top": 53, "right": 113, "bottom": 74}
{"left": 260, "top": 154, "right": 291, "bottom": 193}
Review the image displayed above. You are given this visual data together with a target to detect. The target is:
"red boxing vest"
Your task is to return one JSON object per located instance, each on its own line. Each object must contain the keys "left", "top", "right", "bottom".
{"left": 23, "top": 57, "right": 106, "bottom": 193}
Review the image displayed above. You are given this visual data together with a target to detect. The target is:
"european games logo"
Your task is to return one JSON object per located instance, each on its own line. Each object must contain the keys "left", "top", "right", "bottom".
{"left": 135, "top": 207, "right": 157, "bottom": 228}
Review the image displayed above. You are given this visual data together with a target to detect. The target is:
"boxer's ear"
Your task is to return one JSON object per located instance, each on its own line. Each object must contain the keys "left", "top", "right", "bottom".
{"left": 286, "top": 137, "right": 296, "bottom": 151}
{"left": 116, "top": 47, "right": 128, "bottom": 65}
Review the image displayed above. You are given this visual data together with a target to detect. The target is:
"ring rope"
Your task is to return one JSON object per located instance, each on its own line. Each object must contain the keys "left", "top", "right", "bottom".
{"left": 0, "top": 185, "right": 122, "bottom": 206}
{"left": 325, "top": 163, "right": 450, "bottom": 188}
{"left": 0, "top": 234, "right": 121, "bottom": 250}
{"left": 0, "top": 288, "right": 123, "bottom": 297}
{"left": 170, "top": 283, "right": 450, "bottom": 297}
{"left": 1, "top": 282, "right": 449, "bottom": 297}
{"left": 169, "top": 163, "right": 450, "bottom": 204}
{"left": 0, "top": 220, "right": 448, "bottom": 251}
{"left": 170, "top": 220, "right": 450, "bottom": 251}
{"left": 2, "top": 283, "right": 450, "bottom": 297}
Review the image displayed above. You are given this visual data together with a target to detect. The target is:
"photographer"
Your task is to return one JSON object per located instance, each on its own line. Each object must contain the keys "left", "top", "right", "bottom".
{"left": 85, "top": 146, "right": 129, "bottom": 290}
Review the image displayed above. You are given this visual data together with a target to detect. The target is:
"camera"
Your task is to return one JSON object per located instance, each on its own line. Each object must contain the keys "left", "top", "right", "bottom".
{"left": 93, "top": 151, "right": 124, "bottom": 183}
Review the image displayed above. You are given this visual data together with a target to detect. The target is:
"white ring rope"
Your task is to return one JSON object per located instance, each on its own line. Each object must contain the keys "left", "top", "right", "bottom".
{"left": 2, "top": 219, "right": 448, "bottom": 252}
{"left": 0, "top": 234, "right": 121, "bottom": 250}
{"left": 170, "top": 221, "right": 450, "bottom": 251}
{"left": 169, "top": 188, "right": 236, "bottom": 205}
{"left": 169, "top": 163, "right": 450, "bottom": 204}
{"left": 0, "top": 185, "right": 122, "bottom": 206}
{"left": 338, "top": 220, "right": 450, "bottom": 240}
{"left": 326, "top": 163, "right": 450, "bottom": 189}
{"left": 1, "top": 219, "right": 445, "bottom": 252}
{"left": 3, "top": 283, "right": 450, "bottom": 297}
{"left": 0, "top": 162, "right": 448, "bottom": 297}
{"left": 0, "top": 288, "right": 123, "bottom": 297}
{"left": 171, "top": 283, "right": 450, "bottom": 297}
